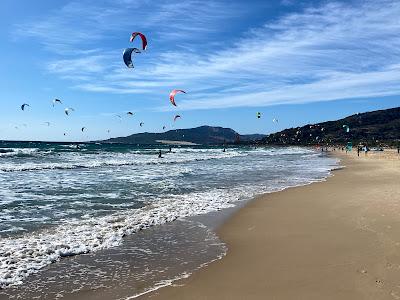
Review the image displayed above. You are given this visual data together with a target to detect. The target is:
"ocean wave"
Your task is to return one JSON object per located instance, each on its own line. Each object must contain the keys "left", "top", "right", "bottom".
{"left": 0, "top": 188, "right": 239, "bottom": 288}
{"left": 0, "top": 148, "right": 41, "bottom": 158}
{"left": 0, "top": 161, "right": 337, "bottom": 289}
{"left": 0, "top": 147, "right": 339, "bottom": 289}
{"left": 0, "top": 151, "right": 245, "bottom": 172}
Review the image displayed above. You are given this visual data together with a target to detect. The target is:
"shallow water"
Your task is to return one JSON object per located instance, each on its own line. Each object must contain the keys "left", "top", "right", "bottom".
{"left": 0, "top": 219, "right": 226, "bottom": 299}
{"left": 0, "top": 142, "right": 338, "bottom": 297}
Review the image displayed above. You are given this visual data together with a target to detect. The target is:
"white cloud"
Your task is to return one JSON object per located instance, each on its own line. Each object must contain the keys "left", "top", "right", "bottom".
{"left": 164, "top": 66, "right": 400, "bottom": 110}
{"left": 15, "top": 0, "right": 239, "bottom": 51}
{"left": 16, "top": 0, "right": 400, "bottom": 110}
{"left": 281, "top": 0, "right": 295, "bottom": 6}
{"left": 47, "top": 55, "right": 110, "bottom": 74}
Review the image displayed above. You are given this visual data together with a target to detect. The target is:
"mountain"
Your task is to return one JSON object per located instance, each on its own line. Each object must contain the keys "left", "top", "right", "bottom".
{"left": 262, "top": 107, "right": 400, "bottom": 146}
{"left": 102, "top": 126, "right": 266, "bottom": 145}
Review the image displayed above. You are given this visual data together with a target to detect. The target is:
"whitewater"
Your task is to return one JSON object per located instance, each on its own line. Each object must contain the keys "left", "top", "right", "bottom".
{"left": 0, "top": 142, "right": 338, "bottom": 297}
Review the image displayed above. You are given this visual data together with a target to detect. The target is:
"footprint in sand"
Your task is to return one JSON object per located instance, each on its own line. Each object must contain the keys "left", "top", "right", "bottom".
{"left": 386, "top": 262, "right": 393, "bottom": 269}
{"left": 390, "top": 291, "right": 400, "bottom": 299}
{"left": 375, "top": 279, "right": 384, "bottom": 287}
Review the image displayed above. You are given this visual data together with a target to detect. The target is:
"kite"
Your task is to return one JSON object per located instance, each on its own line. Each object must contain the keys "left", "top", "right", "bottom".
{"left": 169, "top": 89, "right": 186, "bottom": 107}
{"left": 123, "top": 48, "right": 141, "bottom": 68}
{"left": 21, "top": 103, "right": 30, "bottom": 111}
{"left": 130, "top": 32, "right": 147, "bottom": 50}
{"left": 53, "top": 99, "right": 62, "bottom": 106}
{"left": 65, "top": 108, "right": 75, "bottom": 116}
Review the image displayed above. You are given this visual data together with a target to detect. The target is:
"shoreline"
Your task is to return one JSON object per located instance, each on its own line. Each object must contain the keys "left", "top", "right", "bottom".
{"left": 2, "top": 149, "right": 397, "bottom": 299}
{"left": 129, "top": 168, "right": 339, "bottom": 299}
{"left": 0, "top": 147, "right": 336, "bottom": 299}
{"left": 140, "top": 151, "right": 400, "bottom": 299}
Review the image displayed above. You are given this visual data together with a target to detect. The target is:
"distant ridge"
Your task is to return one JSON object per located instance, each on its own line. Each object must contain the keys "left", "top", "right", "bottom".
{"left": 102, "top": 125, "right": 266, "bottom": 145}
{"left": 262, "top": 107, "right": 400, "bottom": 146}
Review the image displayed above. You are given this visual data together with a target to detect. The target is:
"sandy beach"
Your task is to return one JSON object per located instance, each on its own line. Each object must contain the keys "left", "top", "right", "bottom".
{"left": 141, "top": 150, "right": 400, "bottom": 300}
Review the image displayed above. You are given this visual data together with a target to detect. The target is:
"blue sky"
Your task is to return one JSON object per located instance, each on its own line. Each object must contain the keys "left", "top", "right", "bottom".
{"left": 0, "top": 0, "right": 399, "bottom": 142}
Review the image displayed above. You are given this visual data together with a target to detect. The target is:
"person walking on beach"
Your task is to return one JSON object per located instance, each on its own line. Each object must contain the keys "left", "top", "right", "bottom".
{"left": 357, "top": 146, "right": 360, "bottom": 157}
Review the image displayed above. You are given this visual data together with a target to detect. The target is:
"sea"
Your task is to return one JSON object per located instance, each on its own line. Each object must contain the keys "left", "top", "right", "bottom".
{"left": 0, "top": 141, "right": 339, "bottom": 299}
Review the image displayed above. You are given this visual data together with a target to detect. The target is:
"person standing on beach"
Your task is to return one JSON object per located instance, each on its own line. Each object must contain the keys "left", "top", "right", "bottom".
{"left": 357, "top": 146, "right": 360, "bottom": 157}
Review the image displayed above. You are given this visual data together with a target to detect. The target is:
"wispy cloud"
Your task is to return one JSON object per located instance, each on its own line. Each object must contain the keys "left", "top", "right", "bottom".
{"left": 15, "top": 0, "right": 400, "bottom": 110}
{"left": 15, "top": 0, "right": 239, "bottom": 51}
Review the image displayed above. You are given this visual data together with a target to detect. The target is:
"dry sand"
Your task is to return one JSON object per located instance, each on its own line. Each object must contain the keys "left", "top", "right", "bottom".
{"left": 141, "top": 151, "right": 400, "bottom": 300}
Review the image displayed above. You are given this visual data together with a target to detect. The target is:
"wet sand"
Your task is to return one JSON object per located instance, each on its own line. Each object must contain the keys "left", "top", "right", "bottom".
{"left": 141, "top": 151, "right": 400, "bottom": 299}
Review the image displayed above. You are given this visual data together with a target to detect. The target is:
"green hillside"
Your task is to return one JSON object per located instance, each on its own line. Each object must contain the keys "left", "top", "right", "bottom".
{"left": 103, "top": 126, "right": 265, "bottom": 145}
{"left": 262, "top": 107, "right": 400, "bottom": 146}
